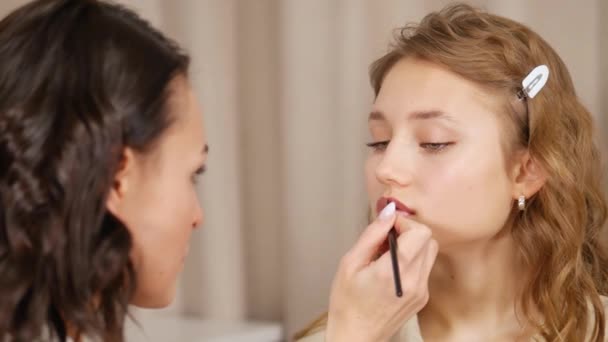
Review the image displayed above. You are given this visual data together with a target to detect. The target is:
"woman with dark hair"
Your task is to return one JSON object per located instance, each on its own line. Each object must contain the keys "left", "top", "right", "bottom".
{"left": 0, "top": 0, "right": 207, "bottom": 340}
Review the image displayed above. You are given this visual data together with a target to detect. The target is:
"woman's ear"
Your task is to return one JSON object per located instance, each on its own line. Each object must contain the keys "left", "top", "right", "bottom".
{"left": 106, "top": 147, "right": 137, "bottom": 217}
{"left": 510, "top": 150, "right": 546, "bottom": 199}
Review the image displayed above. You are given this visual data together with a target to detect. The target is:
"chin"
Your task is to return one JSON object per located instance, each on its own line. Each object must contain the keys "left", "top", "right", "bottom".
{"left": 129, "top": 288, "right": 176, "bottom": 309}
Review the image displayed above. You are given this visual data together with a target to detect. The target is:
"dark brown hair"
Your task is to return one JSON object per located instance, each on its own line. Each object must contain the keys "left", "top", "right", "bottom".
{"left": 0, "top": 0, "right": 189, "bottom": 340}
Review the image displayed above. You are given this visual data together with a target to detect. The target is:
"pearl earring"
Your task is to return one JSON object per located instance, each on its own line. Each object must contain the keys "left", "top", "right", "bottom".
{"left": 518, "top": 195, "right": 526, "bottom": 211}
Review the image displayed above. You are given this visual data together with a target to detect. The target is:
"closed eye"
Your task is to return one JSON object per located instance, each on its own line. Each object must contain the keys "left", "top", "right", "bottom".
{"left": 366, "top": 140, "right": 389, "bottom": 152}
{"left": 420, "top": 142, "right": 453, "bottom": 153}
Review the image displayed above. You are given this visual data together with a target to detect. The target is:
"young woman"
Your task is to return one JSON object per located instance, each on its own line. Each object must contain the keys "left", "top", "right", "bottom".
{"left": 297, "top": 4, "right": 607, "bottom": 341}
{"left": 0, "top": 0, "right": 207, "bottom": 340}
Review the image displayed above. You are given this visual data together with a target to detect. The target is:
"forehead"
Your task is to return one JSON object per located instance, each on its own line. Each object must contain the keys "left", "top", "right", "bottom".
{"left": 374, "top": 58, "right": 503, "bottom": 121}
{"left": 164, "top": 77, "right": 206, "bottom": 141}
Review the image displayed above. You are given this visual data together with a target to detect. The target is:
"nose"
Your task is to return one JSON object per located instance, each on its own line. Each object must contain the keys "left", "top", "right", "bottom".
{"left": 192, "top": 202, "right": 203, "bottom": 229}
{"left": 374, "top": 142, "right": 413, "bottom": 188}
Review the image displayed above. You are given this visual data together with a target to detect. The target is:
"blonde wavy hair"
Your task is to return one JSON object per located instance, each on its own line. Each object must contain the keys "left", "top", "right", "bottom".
{"left": 295, "top": 3, "right": 608, "bottom": 341}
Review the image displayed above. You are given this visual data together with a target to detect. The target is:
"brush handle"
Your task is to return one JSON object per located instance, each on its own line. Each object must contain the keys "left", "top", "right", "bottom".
{"left": 388, "top": 227, "right": 403, "bottom": 297}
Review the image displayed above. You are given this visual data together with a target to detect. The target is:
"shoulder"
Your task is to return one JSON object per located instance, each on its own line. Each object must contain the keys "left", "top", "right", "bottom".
{"left": 295, "top": 330, "right": 325, "bottom": 342}
{"left": 294, "top": 316, "right": 422, "bottom": 342}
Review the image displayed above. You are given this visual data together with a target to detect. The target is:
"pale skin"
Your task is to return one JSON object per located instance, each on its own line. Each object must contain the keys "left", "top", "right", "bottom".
{"left": 326, "top": 58, "right": 546, "bottom": 341}
{"left": 107, "top": 76, "right": 208, "bottom": 308}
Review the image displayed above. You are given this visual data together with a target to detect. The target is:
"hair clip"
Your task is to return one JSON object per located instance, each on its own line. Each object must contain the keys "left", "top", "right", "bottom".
{"left": 517, "top": 65, "right": 549, "bottom": 100}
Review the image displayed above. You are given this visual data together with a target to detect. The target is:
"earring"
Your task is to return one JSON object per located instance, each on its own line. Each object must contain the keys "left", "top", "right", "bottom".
{"left": 518, "top": 195, "right": 526, "bottom": 211}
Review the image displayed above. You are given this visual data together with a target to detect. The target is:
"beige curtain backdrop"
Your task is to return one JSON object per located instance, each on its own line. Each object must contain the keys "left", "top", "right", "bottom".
{"left": 1, "top": 0, "right": 606, "bottom": 340}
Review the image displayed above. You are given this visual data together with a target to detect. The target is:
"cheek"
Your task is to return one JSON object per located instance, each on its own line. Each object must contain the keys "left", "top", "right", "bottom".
{"left": 140, "top": 182, "right": 193, "bottom": 256}
{"left": 418, "top": 149, "right": 513, "bottom": 242}
{"left": 126, "top": 178, "right": 195, "bottom": 306}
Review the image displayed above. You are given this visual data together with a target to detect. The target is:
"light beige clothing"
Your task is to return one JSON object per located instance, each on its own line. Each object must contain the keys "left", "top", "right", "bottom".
{"left": 297, "top": 296, "right": 608, "bottom": 342}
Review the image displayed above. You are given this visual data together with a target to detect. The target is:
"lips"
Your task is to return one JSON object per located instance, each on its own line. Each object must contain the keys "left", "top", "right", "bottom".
{"left": 376, "top": 196, "right": 416, "bottom": 216}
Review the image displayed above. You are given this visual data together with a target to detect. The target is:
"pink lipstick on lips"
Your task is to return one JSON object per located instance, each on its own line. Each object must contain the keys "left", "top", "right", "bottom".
{"left": 376, "top": 197, "right": 415, "bottom": 217}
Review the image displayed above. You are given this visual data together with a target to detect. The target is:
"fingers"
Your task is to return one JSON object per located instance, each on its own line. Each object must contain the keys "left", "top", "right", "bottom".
{"left": 343, "top": 203, "right": 397, "bottom": 271}
{"left": 373, "top": 217, "right": 437, "bottom": 307}
{"left": 376, "top": 216, "right": 432, "bottom": 268}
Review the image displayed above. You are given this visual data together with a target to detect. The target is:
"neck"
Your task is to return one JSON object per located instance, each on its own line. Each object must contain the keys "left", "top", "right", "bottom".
{"left": 418, "top": 233, "right": 536, "bottom": 339}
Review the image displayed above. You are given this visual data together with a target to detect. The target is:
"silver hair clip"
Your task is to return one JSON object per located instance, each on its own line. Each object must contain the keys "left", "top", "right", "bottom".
{"left": 517, "top": 65, "right": 549, "bottom": 100}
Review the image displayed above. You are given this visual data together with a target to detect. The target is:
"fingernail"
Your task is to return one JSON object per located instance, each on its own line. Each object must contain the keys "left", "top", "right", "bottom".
{"left": 379, "top": 202, "right": 396, "bottom": 221}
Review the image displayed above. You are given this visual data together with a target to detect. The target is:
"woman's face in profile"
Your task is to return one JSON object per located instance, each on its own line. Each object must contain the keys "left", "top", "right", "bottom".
{"left": 106, "top": 76, "right": 208, "bottom": 308}
{"left": 365, "top": 57, "right": 519, "bottom": 251}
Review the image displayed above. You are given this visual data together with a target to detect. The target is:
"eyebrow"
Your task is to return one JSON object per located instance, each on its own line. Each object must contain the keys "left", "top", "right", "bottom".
{"left": 368, "top": 110, "right": 457, "bottom": 123}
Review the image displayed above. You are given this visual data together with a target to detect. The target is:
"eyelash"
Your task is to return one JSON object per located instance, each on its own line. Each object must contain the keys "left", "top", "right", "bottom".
{"left": 366, "top": 141, "right": 390, "bottom": 151}
{"left": 191, "top": 166, "right": 206, "bottom": 184}
{"left": 365, "top": 140, "right": 453, "bottom": 153}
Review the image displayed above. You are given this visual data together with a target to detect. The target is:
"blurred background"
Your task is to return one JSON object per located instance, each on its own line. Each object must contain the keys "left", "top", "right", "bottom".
{"left": 1, "top": 0, "right": 606, "bottom": 341}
